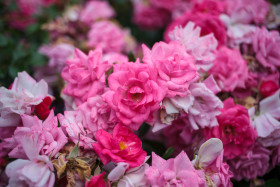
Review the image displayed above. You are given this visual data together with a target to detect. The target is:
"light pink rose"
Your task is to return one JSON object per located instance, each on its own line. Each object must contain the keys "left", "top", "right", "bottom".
{"left": 142, "top": 41, "right": 199, "bottom": 97}
{"left": 87, "top": 21, "right": 126, "bottom": 53}
{"left": 193, "top": 138, "right": 233, "bottom": 187}
{"left": 132, "top": 0, "right": 171, "bottom": 30}
{"left": 5, "top": 135, "right": 55, "bottom": 187}
{"left": 61, "top": 47, "right": 110, "bottom": 106}
{"left": 92, "top": 124, "right": 147, "bottom": 168}
{"left": 151, "top": 96, "right": 193, "bottom": 132}
{"left": 0, "top": 71, "right": 49, "bottom": 127}
{"left": 36, "top": 43, "right": 75, "bottom": 85}
{"left": 78, "top": 96, "right": 118, "bottom": 137}
{"left": 188, "top": 82, "right": 223, "bottom": 130}
{"left": 249, "top": 90, "right": 280, "bottom": 147}
{"left": 103, "top": 61, "right": 165, "bottom": 130}
{"left": 228, "top": 143, "right": 271, "bottom": 181}
{"left": 204, "top": 98, "right": 257, "bottom": 159}
{"left": 252, "top": 27, "right": 280, "bottom": 71}
{"left": 3, "top": 111, "right": 67, "bottom": 159}
{"left": 145, "top": 151, "right": 206, "bottom": 187}
{"left": 208, "top": 46, "right": 249, "bottom": 92}
{"left": 169, "top": 22, "right": 218, "bottom": 71}
{"left": 164, "top": 12, "right": 227, "bottom": 46}
{"left": 58, "top": 111, "right": 95, "bottom": 150}
{"left": 39, "top": 43, "right": 75, "bottom": 70}
{"left": 108, "top": 157, "right": 149, "bottom": 186}
{"left": 80, "top": 1, "right": 115, "bottom": 25}
{"left": 225, "top": 0, "right": 269, "bottom": 24}
{"left": 219, "top": 14, "right": 257, "bottom": 47}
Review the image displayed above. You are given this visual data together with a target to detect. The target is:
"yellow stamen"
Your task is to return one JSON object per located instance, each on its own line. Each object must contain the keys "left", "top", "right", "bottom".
{"left": 119, "top": 141, "right": 128, "bottom": 150}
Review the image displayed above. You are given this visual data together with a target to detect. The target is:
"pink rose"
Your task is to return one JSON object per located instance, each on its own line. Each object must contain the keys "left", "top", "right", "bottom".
{"left": 78, "top": 96, "right": 118, "bottom": 137}
{"left": 260, "top": 80, "right": 279, "bottom": 98}
{"left": 87, "top": 21, "right": 126, "bottom": 53}
{"left": 103, "top": 61, "right": 165, "bottom": 130}
{"left": 208, "top": 46, "right": 249, "bottom": 92}
{"left": 204, "top": 98, "right": 257, "bottom": 159}
{"left": 85, "top": 172, "right": 106, "bottom": 187}
{"left": 145, "top": 151, "right": 206, "bottom": 186}
{"left": 150, "top": 0, "right": 181, "bottom": 11}
{"left": 132, "top": 0, "right": 171, "bottom": 30}
{"left": 92, "top": 124, "right": 146, "bottom": 168}
{"left": 142, "top": 41, "right": 199, "bottom": 97}
{"left": 228, "top": 143, "right": 271, "bottom": 180}
{"left": 193, "top": 0, "right": 226, "bottom": 16}
{"left": 252, "top": 27, "right": 280, "bottom": 71}
{"left": 225, "top": 0, "right": 269, "bottom": 24}
{"left": 61, "top": 47, "right": 110, "bottom": 106}
{"left": 80, "top": 1, "right": 115, "bottom": 25}
{"left": 164, "top": 12, "right": 227, "bottom": 46}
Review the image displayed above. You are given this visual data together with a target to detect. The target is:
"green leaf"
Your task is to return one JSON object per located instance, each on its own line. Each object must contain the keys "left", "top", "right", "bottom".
{"left": 265, "top": 179, "right": 280, "bottom": 187}
{"left": 0, "top": 34, "right": 8, "bottom": 46}
{"left": 29, "top": 52, "right": 47, "bottom": 66}
{"left": 8, "top": 66, "right": 19, "bottom": 78}
{"left": 25, "top": 23, "right": 40, "bottom": 35}
{"left": 137, "top": 122, "right": 150, "bottom": 138}
{"left": 67, "top": 134, "right": 80, "bottom": 159}
{"left": 128, "top": 51, "right": 136, "bottom": 62}
{"left": 162, "top": 147, "right": 174, "bottom": 160}
{"left": 12, "top": 46, "right": 27, "bottom": 63}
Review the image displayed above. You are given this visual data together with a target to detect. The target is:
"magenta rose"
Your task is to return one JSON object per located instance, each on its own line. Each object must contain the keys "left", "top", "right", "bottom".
{"left": 92, "top": 124, "right": 146, "bottom": 168}
{"left": 208, "top": 46, "right": 249, "bottom": 92}
{"left": 142, "top": 41, "right": 199, "bottom": 97}
{"left": 228, "top": 143, "right": 271, "bottom": 180}
{"left": 164, "top": 12, "right": 227, "bottom": 46}
{"left": 132, "top": 1, "right": 171, "bottom": 30}
{"left": 204, "top": 98, "right": 257, "bottom": 159}
{"left": 103, "top": 61, "right": 165, "bottom": 130}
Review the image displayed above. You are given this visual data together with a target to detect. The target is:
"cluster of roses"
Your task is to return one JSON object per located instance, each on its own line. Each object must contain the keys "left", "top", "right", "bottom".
{"left": 1, "top": 0, "right": 280, "bottom": 187}
{"left": 0, "top": 72, "right": 229, "bottom": 186}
